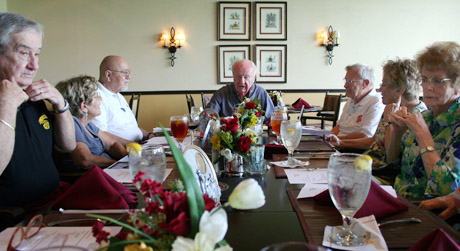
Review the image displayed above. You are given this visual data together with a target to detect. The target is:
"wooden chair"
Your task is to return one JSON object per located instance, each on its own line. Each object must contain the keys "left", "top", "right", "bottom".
{"left": 186, "top": 94, "right": 196, "bottom": 114}
{"left": 201, "top": 92, "right": 212, "bottom": 108}
{"left": 129, "top": 93, "right": 141, "bottom": 120}
{"left": 301, "top": 92, "right": 343, "bottom": 129}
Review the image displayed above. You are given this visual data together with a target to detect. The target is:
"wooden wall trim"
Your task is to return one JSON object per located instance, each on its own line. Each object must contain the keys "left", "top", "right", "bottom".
{"left": 121, "top": 89, "right": 346, "bottom": 95}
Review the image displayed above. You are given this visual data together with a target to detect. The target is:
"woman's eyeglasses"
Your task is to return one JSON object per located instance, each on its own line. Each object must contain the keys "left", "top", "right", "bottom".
{"left": 8, "top": 214, "right": 44, "bottom": 250}
{"left": 421, "top": 76, "right": 451, "bottom": 86}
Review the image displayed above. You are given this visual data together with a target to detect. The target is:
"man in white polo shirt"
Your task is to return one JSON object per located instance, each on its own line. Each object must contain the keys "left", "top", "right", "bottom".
{"left": 330, "top": 63, "right": 384, "bottom": 140}
{"left": 92, "top": 55, "right": 150, "bottom": 145}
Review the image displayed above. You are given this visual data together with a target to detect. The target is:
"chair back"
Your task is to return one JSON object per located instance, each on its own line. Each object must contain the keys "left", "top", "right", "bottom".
{"left": 201, "top": 92, "right": 212, "bottom": 108}
{"left": 129, "top": 93, "right": 141, "bottom": 120}
{"left": 322, "top": 92, "right": 342, "bottom": 112}
{"left": 186, "top": 94, "right": 196, "bottom": 113}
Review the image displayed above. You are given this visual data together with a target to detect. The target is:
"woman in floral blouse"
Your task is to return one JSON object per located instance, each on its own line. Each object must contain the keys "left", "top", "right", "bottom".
{"left": 387, "top": 42, "right": 460, "bottom": 198}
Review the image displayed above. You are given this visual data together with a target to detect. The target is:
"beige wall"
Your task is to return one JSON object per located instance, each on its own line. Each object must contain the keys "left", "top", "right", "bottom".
{"left": 7, "top": 0, "right": 460, "bottom": 91}
{"left": 5, "top": 0, "right": 460, "bottom": 128}
{"left": 0, "top": 0, "right": 6, "bottom": 11}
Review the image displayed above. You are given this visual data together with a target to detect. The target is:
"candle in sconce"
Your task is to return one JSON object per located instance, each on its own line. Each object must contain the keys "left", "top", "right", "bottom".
{"left": 334, "top": 30, "right": 340, "bottom": 45}
{"left": 322, "top": 31, "right": 327, "bottom": 45}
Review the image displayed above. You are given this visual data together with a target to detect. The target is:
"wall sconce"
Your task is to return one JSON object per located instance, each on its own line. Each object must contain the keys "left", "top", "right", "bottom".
{"left": 162, "top": 27, "right": 184, "bottom": 67}
{"left": 319, "top": 25, "right": 340, "bottom": 65}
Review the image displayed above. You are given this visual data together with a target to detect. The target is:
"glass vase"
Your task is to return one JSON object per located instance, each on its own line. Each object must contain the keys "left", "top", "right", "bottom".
{"left": 224, "top": 153, "right": 244, "bottom": 177}
{"left": 244, "top": 145, "right": 266, "bottom": 175}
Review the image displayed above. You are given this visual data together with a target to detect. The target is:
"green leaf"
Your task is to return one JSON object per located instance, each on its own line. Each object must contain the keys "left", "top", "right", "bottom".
{"left": 218, "top": 131, "right": 233, "bottom": 150}
{"left": 87, "top": 214, "right": 155, "bottom": 241}
{"left": 160, "top": 123, "right": 205, "bottom": 237}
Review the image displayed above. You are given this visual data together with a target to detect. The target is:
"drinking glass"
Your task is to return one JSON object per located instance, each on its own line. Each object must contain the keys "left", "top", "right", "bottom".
{"left": 129, "top": 145, "right": 167, "bottom": 191}
{"left": 170, "top": 115, "right": 189, "bottom": 151}
{"left": 270, "top": 111, "right": 287, "bottom": 144}
{"left": 327, "top": 153, "right": 371, "bottom": 246}
{"left": 189, "top": 106, "right": 203, "bottom": 144}
{"left": 280, "top": 120, "right": 302, "bottom": 165}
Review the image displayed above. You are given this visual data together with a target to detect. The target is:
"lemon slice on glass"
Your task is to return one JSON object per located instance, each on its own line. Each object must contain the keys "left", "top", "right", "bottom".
{"left": 354, "top": 155, "right": 372, "bottom": 171}
{"left": 126, "top": 142, "right": 142, "bottom": 156}
{"left": 287, "top": 128, "right": 295, "bottom": 134}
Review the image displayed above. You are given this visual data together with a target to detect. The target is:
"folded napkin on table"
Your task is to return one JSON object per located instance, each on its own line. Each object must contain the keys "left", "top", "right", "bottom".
{"left": 314, "top": 180, "right": 407, "bottom": 219}
{"left": 292, "top": 98, "right": 312, "bottom": 109}
{"left": 53, "top": 166, "right": 137, "bottom": 210}
{"left": 409, "top": 228, "right": 460, "bottom": 251}
{"left": 323, "top": 215, "right": 388, "bottom": 251}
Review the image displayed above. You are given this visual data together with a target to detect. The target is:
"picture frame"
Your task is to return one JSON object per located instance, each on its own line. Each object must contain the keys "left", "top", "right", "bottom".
{"left": 217, "top": 45, "right": 251, "bottom": 84}
{"left": 254, "top": 44, "right": 287, "bottom": 83}
{"left": 254, "top": 2, "right": 287, "bottom": 40}
{"left": 218, "top": 2, "right": 251, "bottom": 40}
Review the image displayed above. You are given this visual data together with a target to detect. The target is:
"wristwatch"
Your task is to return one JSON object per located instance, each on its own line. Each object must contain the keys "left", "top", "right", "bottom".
{"left": 420, "top": 146, "right": 435, "bottom": 155}
{"left": 54, "top": 99, "right": 70, "bottom": 114}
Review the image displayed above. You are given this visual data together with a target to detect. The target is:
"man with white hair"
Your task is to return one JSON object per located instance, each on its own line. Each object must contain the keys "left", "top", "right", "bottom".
{"left": 330, "top": 63, "right": 384, "bottom": 139}
{"left": 0, "top": 12, "right": 76, "bottom": 208}
{"left": 207, "top": 59, "right": 274, "bottom": 121}
{"left": 92, "top": 55, "right": 150, "bottom": 144}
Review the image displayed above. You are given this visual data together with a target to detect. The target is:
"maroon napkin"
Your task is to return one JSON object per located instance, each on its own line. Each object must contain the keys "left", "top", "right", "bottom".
{"left": 292, "top": 98, "right": 312, "bottom": 109}
{"left": 409, "top": 228, "right": 460, "bottom": 251}
{"left": 314, "top": 180, "right": 408, "bottom": 219}
{"left": 53, "top": 166, "right": 137, "bottom": 209}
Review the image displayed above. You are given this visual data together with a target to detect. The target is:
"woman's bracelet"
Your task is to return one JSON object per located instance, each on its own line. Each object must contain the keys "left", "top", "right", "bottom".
{"left": 0, "top": 118, "right": 15, "bottom": 131}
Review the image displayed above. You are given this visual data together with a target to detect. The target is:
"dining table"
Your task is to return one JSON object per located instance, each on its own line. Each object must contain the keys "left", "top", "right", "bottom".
{"left": 6, "top": 136, "right": 460, "bottom": 250}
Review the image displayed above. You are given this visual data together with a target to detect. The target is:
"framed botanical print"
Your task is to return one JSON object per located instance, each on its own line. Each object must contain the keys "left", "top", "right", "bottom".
{"left": 217, "top": 45, "right": 251, "bottom": 84}
{"left": 254, "top": 44, "right": 286, "bottom": 83}
{"left": 254, "top": 2, "right": 287, "bottom": 40}
{"left": 218, "top": 2, "right": 251, "bottom": 40}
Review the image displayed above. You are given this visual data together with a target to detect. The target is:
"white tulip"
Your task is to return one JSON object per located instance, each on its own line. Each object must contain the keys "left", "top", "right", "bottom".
{"left": 221, "top": 148, "right": 233, "bottom": 161}
{"left": 228, "top": 178, "right": 265, "bottom": 210}
{"left": 171, "top": 233, "right": 214, "bottom": 251}
{"left": 171, "top": 236, "right": 194, "bottom": 251}
{"left": 199, "top": 208, "right": 228, "bottom": 243}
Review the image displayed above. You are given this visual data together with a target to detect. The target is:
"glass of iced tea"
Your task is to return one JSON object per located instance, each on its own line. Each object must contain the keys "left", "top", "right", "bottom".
{"left": 170, "top": 115, "right": 189, "bottom": 151}
{"left": 270, "top": 111, "right": 287, "bottom": 144}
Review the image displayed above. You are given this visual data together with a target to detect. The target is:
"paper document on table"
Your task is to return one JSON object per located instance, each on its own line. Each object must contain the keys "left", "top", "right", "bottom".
{"left": 153, "top": 127, "right": 171, "bottom": 133}
{"left": 297, "top": 183, "right": 328, "bottom": 198}
{"left": 104, "top": 168, "right": 173, "bottom": 183}
{"left": 302, "top": 126, "right": 332, "bottom": 137}
{"left": 0, "top": 226, "right": 121, "bottom": 250}
{"left": 146, "top": 136, "right": 192, "bottom": 149}
{"left": 285, "top": 168, "right": 328, "bottom": 184}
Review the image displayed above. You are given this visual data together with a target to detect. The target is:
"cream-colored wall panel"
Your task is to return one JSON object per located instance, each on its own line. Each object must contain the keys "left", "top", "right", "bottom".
{"left": 6, "top": 0, "right": 460, "bottom": 92}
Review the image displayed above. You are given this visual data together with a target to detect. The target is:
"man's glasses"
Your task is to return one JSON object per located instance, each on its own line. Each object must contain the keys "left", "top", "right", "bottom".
{"left": 109, "top": 69, "right": 130, "bottom": 77}
{"left": 379, "top": 83, "right": 391, "bottom": 89}
{"left": 8, "top": 214, "right": 44, "bottom": 250}
{"left": 343, "top": 79, "right": 362, "bottom": 85}
{"left": 421, "top": 76, "right": 451, "bottom": 86}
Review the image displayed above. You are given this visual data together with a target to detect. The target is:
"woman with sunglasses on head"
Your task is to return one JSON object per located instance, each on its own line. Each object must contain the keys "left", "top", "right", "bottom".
{"left": 54, "top": 76, "right": 128, "bottom": 175}
{"left": 387, "top": 42, "right": 460, "bottom": 198}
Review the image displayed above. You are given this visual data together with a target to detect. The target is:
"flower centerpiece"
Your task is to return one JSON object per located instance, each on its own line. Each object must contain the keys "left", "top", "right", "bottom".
{"left": 89, "top": 127, "right": 265, "bottom": 250}
{"left": 269, "top": 91, "right": 283, "bottom": 107}
{"left": 209, "top": 98, "right": 266, "bottom": 174}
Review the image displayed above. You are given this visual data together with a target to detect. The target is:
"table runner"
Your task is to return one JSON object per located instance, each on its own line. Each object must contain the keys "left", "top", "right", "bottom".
{"left": 286, "top": 189, "right": 460, "bottom": 249}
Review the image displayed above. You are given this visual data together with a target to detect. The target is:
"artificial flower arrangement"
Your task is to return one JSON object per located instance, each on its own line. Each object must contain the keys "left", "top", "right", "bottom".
{"left": 88, "top": 127, "right": 265, "bottom": 250}
{"left": 233, "top": 97, "right": 265, "bottom": 130}
{"left": 269, "top": 91, "right": 283, "bottom": 107}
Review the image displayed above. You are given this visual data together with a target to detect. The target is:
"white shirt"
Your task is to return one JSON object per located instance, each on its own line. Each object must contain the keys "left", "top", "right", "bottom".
{"left": 92, "top": 82, "right": 143, "bottom": 141}
{"left": 337, "top": 89, "right": 384, "bottom": 137}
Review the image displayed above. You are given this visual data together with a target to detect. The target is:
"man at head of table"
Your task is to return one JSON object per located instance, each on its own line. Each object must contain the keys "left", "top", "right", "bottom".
{"left": 0, "top": 12, "right": 76, "bottom": 208}
{"left": 91, "top": 55, "right": 152, "bottom": 146}
{"left": 329, "top": 63, "right": 384, "bottom": 140}
{"left": 206, "top": 59, "right": 274, "bottom": 122}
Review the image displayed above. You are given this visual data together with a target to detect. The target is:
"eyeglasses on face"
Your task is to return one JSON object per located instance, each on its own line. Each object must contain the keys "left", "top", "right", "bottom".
{"left": 8, "top": 214, "right": 44, "bottom": 250}
{"left": 379, "top": 83, "right": 391, "bottom": 88}
{"left": 421, "top": 76, "right": 451, "bottom": 86}
{"left": 109, "top": 69, "right": 131, "bottom": 76}
{"left": 343, "top": 79, "right": 362, "bottom": 85}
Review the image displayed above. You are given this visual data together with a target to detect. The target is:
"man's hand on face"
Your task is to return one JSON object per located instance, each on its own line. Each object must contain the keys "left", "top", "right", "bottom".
{"left": 0, "top": 78, "right": 29, "bottom": 108}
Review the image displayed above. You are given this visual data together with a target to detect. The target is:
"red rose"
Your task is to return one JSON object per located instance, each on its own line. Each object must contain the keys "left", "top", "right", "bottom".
{"left": 237, "top": 136, "right": 252, "bottom": 153}
{"left": 255, "top": 111, "right": 263, "bottom": 117}
{"left": 95, "top": 230, "right": 110, "bottom": 244}
{"left": 223, "top": 115, "right": 239, "bottom": 133}
{"left": 245, "top": 101, "right": 256, "bottom": 109}
{"left": 158, "top": 211, "right": 190, "bottom": 237}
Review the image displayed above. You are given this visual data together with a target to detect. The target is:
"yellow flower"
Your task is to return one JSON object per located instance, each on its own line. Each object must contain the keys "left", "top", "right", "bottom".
{"left": 245, "top": 129, "right": 258, "bottom": 144}
{"left": 210, "top": 136, "right": 221, "bottom": 150}
{"left": 124, "top": 242, "right": 153, "bottom": 251}
{"left": 247, "top": 115, "right": 258, "bottom": 128}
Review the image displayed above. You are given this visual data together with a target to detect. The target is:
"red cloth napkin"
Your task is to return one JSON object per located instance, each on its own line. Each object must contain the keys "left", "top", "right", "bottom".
{"left": 292, "top": 98, "right": 312, "bottom": 109}
{"left": 314, "top": 180, "right": 408, "bottom": 219}
{"left": 53, "top": 166, "right": 137, "bottom": 209}
{"left": 409, "top": 228, "right": 460, "bottom": 251}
